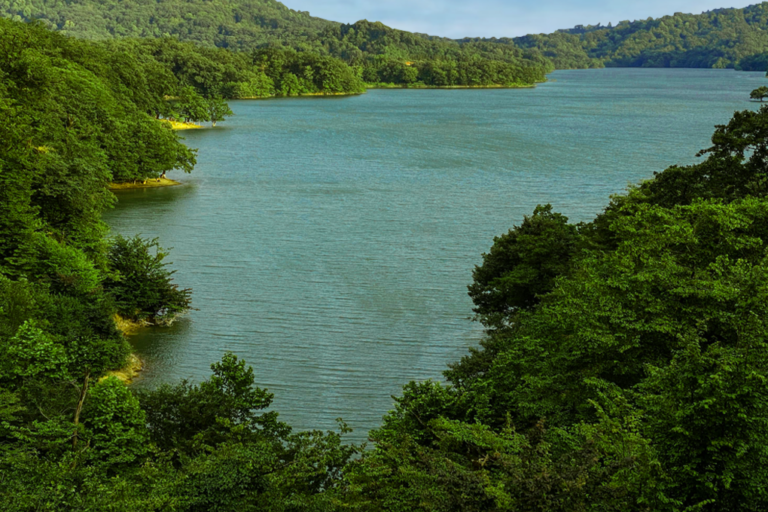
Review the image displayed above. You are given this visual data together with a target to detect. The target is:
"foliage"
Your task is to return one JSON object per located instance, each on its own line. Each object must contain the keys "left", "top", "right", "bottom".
{"left": 176, "top": 85, "right": 211, "bottom": 123}
{"left": 6, "top": 7, "right": 768, "bottom": 511}
{"left": 8, "top": 0, "right": 768, "bottom": 73}
{"left": 0, "top": 2, "right": 551, "bottom": 87}
{"left": 137, "top": 352, "right": 286, "bottom": 453}
{"left": 207, "top": 97, "right": 234, "bottom": 126}
{"left": 103, "top": 235, "right": 192, "bottom": 323}
{"left": 0, "top": 20, "right": 369, "bottom": 509}
{"left": 468, "top": 204, "right": 579, "bottom": 328}
{"left": 0, "top": 17, "right": 196, "bottom": 193}
{"left": 751, "top": 86, "right": 768, "bottom": 101}
{"left": 0, "top": 0, "right": 336, "bottom": 48}
{"left": 0, "top": 320, "right": 67, "bottom": 383}
{"left": 137, "top": 353, "right": 360, "bottom": 511}
{"left": 82, "top": 376, "right": 150, "bottom": 469}
{"left": 510, "top": 4, "right": 768, "bottom": 70}
{"left": 737, "top": 52, "right": 768, "bottom": 71}
{"left": 104, "top": 38, "right": 367, "bottom": 101}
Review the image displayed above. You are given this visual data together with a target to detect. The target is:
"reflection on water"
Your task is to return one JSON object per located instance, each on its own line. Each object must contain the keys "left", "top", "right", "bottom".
{"left": 103, "top": 69, "right": 766, "bottom": 442}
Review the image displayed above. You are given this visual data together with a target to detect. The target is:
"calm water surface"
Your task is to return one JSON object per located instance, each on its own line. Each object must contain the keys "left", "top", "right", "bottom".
{"left": 104, "top": 69, "right": 767, "bottom": 441}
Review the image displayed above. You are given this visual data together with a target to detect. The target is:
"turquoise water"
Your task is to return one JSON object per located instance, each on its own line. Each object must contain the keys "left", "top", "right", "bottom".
{"left": 104, "top": 68, "right": 767, "bottom": 441}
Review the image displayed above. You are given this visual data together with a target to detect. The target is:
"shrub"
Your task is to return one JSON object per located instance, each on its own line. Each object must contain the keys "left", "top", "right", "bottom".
{"left": 103, "top": 235, "right": 191, "bottom": 323}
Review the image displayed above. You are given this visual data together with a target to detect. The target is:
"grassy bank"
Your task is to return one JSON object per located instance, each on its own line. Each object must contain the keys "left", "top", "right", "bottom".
{"left": 109, "top": 177, "right": 181, "bottom": 190}
{"left": 104, "top": 353, "right": 144, "bottom": 384}
{"left": 108, "top": 314, "right": 148, "bottom": 383}
{"left": 235, "top": 91, "right": 365, "bottom": 99}
{"left": 366, "top": 82, "right": 538, "bottom": 89}
{"left": 162, "top": 120, "right": 203, "bottom": 130}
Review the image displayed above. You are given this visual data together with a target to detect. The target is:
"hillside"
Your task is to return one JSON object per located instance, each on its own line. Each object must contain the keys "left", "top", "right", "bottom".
{"left": 6, "top": 0, "right": 768, "bottom": 71}
{"left": 0, "top": 0, "right": 547, "bottom": 66}
{"left": 6, "top": 13, "right": 768, "bottom": 506}
{"left": 0, "top": 0, "right": 551, "bottom": 85}
{"left": 0, "top": 0, "right": 334, "bottom": 48}
{"left": 506, "top": 3, "right": 768, "bottom": 69}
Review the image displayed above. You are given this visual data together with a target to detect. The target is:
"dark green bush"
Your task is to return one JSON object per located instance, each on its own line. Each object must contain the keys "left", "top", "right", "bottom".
{"left": 103, "top": 235, "right": 191, "bottom": 323}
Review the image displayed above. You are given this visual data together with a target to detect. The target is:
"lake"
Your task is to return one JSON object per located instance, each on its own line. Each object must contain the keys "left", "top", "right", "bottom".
{"left": 104, "top": 68, "right": 767, "bottom": 442}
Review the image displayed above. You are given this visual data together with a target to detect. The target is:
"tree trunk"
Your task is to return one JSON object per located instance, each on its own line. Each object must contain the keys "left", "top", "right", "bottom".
{"left": 72, "top": 370, "right": 90, "bottom": 449}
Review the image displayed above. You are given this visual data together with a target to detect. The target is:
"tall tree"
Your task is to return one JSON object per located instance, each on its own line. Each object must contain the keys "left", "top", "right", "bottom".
{"left": 207, "top": 97, "right": 233, "bottom": 127}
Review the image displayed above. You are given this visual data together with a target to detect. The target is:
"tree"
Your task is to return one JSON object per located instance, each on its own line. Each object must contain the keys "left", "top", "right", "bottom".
{"left": 136, "top": 353, "right": 360, "bottom": 510}
{"left": 176, "top": 85, "right": 210, "bottom": 123}
{"left": 750, "top": 85, "right": 768, "bottom": 101}
{"left": 137, "top": 352, "right": 285, "bottom": 453}
{"left": 82, "top": 377, "right": 149, "bottom": 469}
{"left": 207, "top": 97, "right": 233, "bottom": 127}
{"left": 467, "top": 204, "right": 579, "bottom": 328}
{"left": 361, "top": 102, "right": 768, "bottom": 510}
{"left": 640, "top": 339, "right": 768, "bottom": 509}
{"left": 103, "top": 235, "right": 192, "bottom": 323}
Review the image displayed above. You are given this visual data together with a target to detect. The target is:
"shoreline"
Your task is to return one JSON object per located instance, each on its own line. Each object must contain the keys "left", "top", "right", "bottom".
{"left": 105, "top": 353, "right": 144, "bottom": 384}
{"left": 113, "top": 313, "right": 148, "bottom": 335}
{"left": 163, "top": 120, "right": 204, "bottom": 130}
{"left": 366, "top": 83, "right": 539, "bottom": 90}
{"left": 236, "top": 91, "right": 365, "bottom": 100}
{"left": 109, "top": 314, "right": 148, "bottom": 384}
{"left": 110, "top": 312, "right": 187, "bottom": 384}
{"left": 109, "top": 177, "right": 181, "bottom": 191}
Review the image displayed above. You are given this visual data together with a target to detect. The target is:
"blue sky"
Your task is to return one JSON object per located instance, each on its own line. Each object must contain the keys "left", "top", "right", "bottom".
{"left": 284, "top": 1, "right": 755, "bottom": 38}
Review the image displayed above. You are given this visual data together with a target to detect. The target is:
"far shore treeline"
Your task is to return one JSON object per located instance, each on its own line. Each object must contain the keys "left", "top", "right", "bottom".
{"left": 510, "top": 2, "right": 768, "bottom": 70}
{"left": 0, "top": 16, "right": 552, "bottom": 180}
{"left": 0, "top": 16, "right": 550, "bottom": 139}
{"left": 5, "top": 10, "right": 768, "bottom": 512}
{"left": 7, "top": 0, "right": 768, "bottom": 73}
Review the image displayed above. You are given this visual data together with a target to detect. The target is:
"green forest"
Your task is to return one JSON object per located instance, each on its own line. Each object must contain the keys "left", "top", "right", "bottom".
{"left": 0, "top": 0, "right": 552, "bottom": 87}
{"left": 508, "top": 3, "right": 768, "bottom": 69}
{"left": 6, "top": 0, "right": 768, "bottom": 72}
{"left": 4, "top": 9, "right": 768, "bottom": 510}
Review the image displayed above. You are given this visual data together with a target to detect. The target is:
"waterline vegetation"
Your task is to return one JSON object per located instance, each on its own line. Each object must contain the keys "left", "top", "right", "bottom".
{"left": 7, "top": 0, "right": 768, "bottom": 73}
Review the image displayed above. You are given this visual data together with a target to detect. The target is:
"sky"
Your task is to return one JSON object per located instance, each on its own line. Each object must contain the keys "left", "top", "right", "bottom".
{"left": 283, "top": 0, "right": 756, "bottom": 39}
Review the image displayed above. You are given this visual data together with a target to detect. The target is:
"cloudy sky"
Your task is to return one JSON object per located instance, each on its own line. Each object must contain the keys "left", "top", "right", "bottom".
{"left": 284, "top": 0, "right": 754, "bottom": 39}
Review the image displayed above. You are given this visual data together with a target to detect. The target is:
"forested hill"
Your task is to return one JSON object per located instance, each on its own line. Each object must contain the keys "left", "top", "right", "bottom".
{"left": 0, "top": 0, "right": 335, "bottom": 48}
{"left": 506, "top": 2, "right": 768, "bottom": 70}
{"left": 7, "top": 0, "right": 768, "bottom": 73}
{"left": 0, "top": 0, "right": 547, "bottom": 66}
{"left": 0, "top": 0, "right": 551, "bottom": 85}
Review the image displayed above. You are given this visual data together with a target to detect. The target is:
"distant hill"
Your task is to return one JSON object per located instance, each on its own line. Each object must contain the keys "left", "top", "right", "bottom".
{"left": 0, "top": 0, "right": 547, "bottom": 69}
{"left": 0, "top": 0, "right": 333, "bottom": 48}
{"left": 4, "top": 0, "right": 768, "bottom": 71}
{"left": 505, "top": 3, "right": 768, "bottom": 70}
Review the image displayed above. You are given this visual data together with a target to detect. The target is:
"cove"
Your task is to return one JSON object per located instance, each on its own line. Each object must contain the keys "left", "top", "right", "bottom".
{"left": 104, "top": 68, "right": 767, "bottom": 442}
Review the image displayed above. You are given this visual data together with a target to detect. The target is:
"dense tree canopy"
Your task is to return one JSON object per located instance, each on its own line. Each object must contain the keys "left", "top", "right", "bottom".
{"left": 0, "top": 1, "right": 552, "bottom": 86}
{"left": 0, "top": 0, "right": 334, "bottom": 48}
{"left": 6, "top": 0, "right": 768, "bottom": 72}
{"left": 509, "top": 3, "right": 768, "bottom": 70}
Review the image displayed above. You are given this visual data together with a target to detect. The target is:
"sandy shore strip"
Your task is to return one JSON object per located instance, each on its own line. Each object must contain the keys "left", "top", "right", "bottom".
{"left": 109, "top": 177, "right": 181, "bottom": 190}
